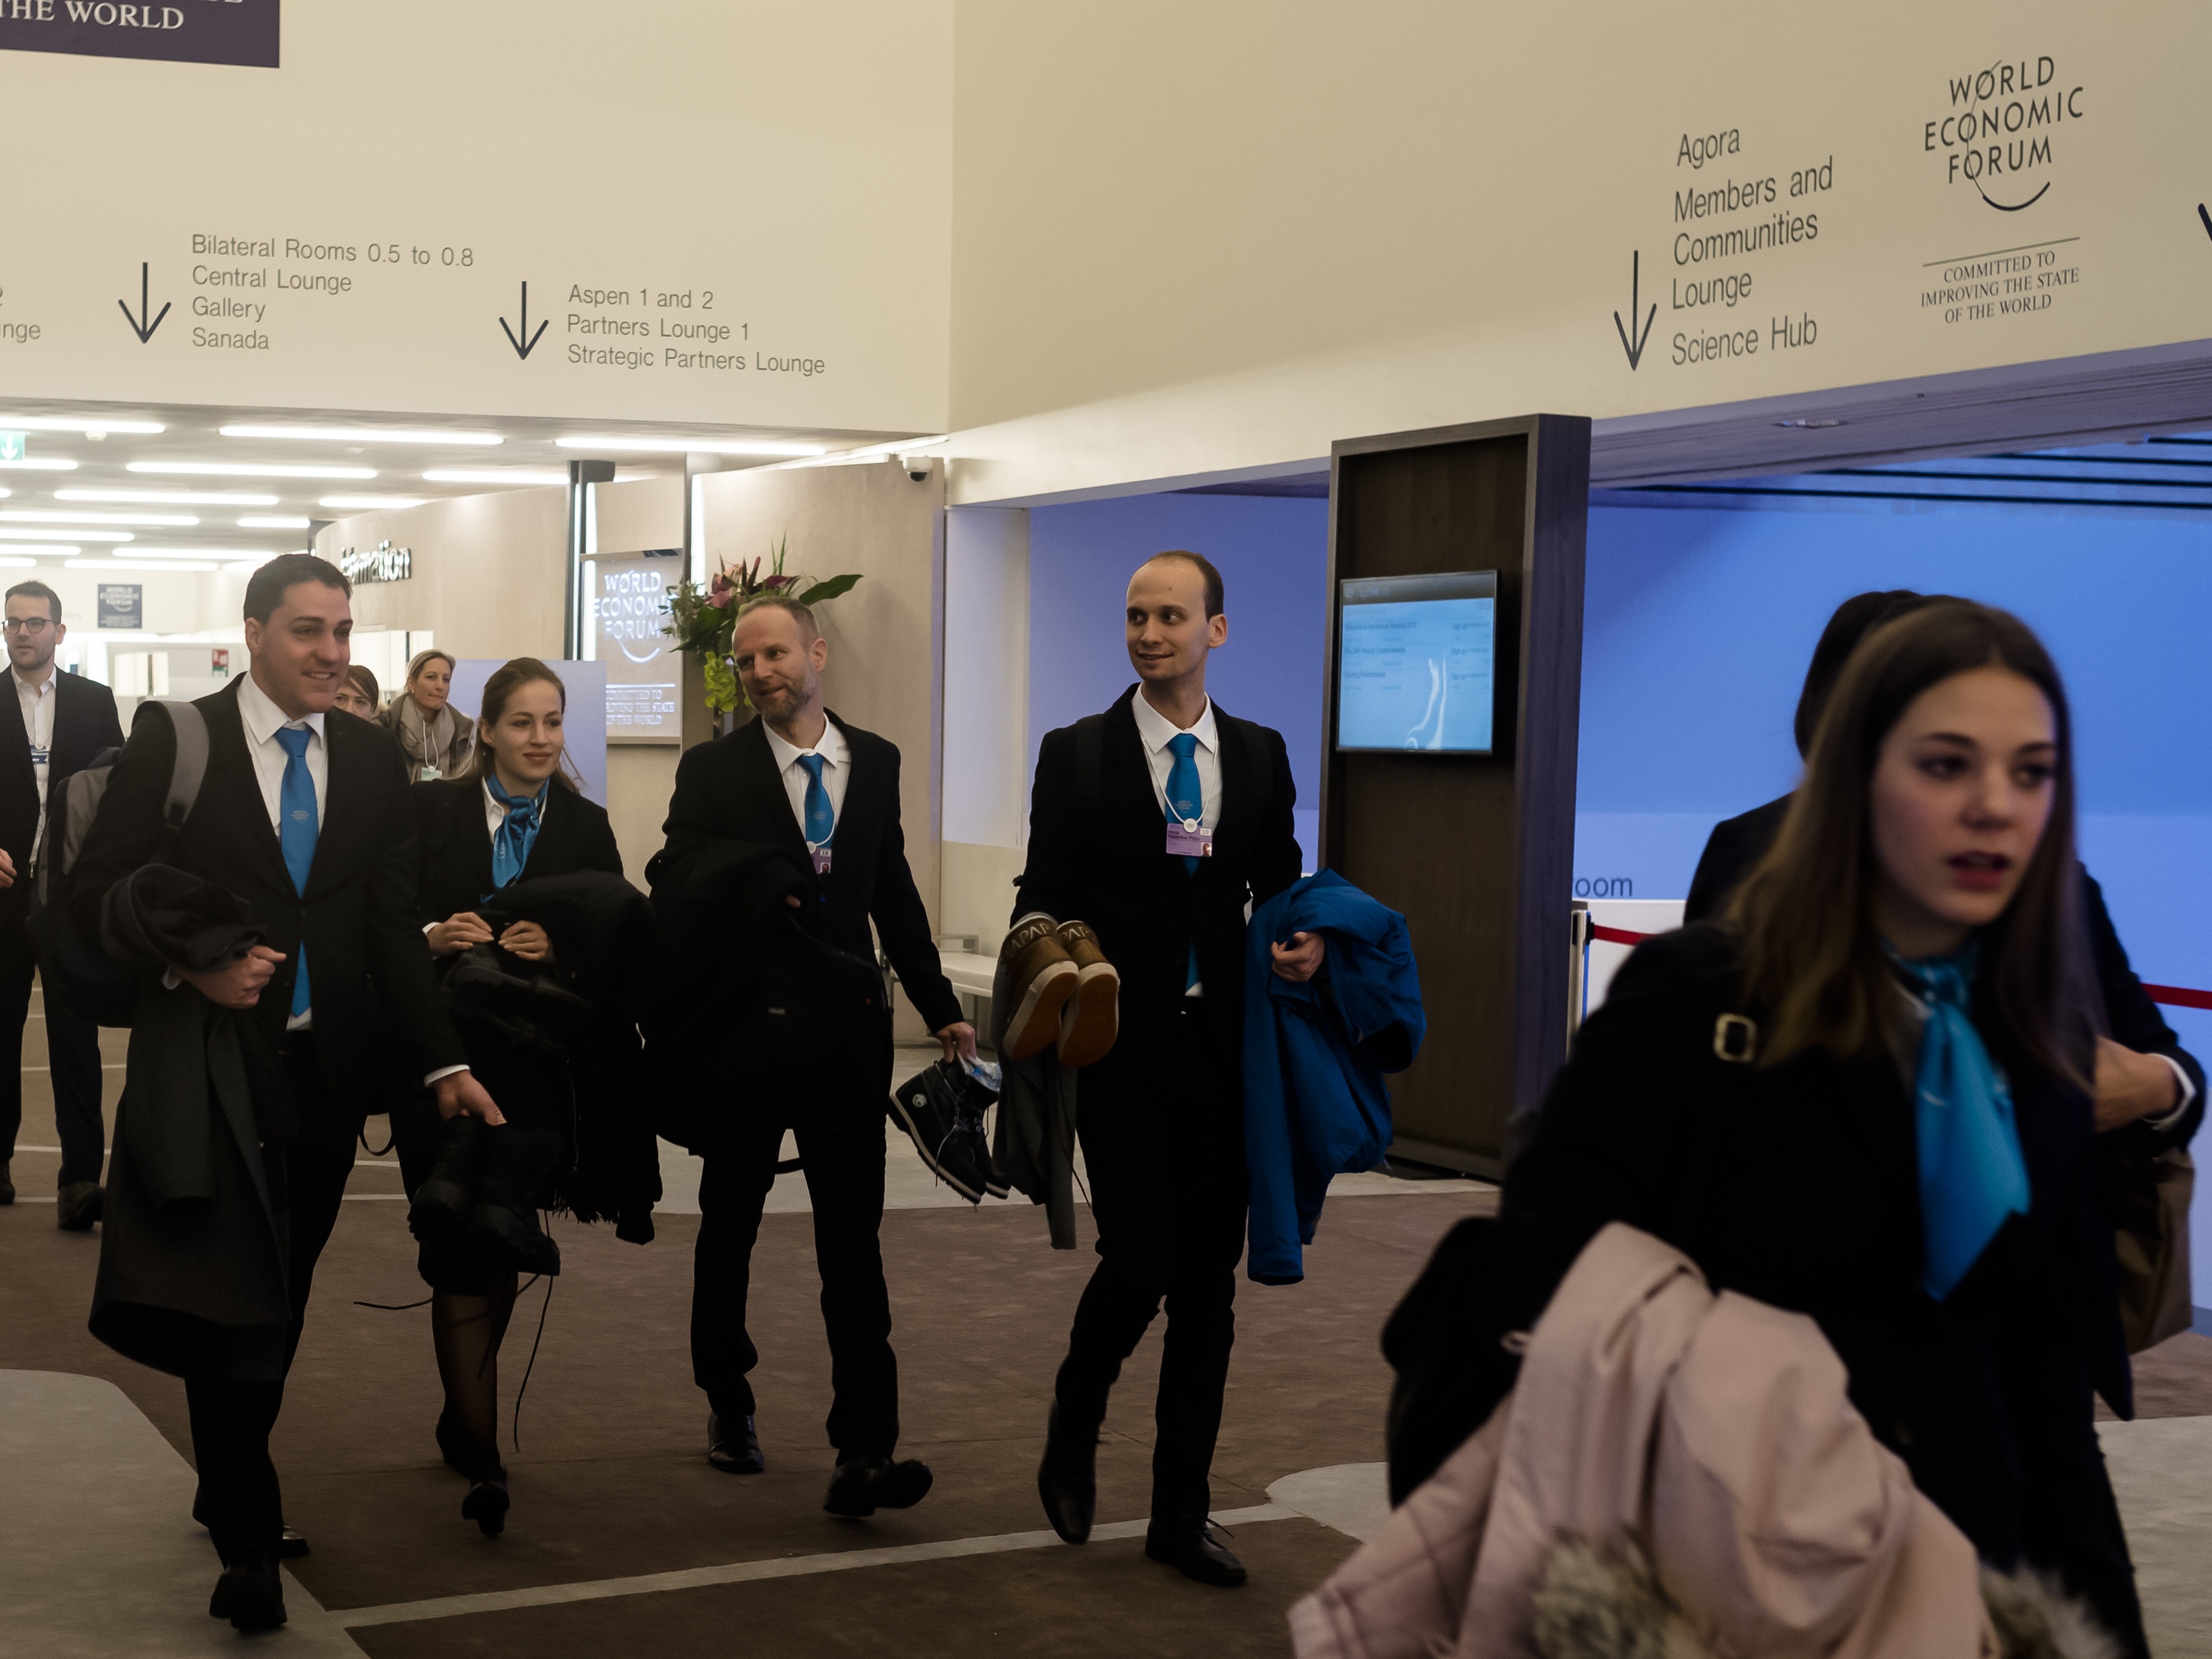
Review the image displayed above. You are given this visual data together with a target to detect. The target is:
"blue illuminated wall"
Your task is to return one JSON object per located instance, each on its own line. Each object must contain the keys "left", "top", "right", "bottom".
{"left": 1026, "top": 492, "right": 1328, "bottom": 865}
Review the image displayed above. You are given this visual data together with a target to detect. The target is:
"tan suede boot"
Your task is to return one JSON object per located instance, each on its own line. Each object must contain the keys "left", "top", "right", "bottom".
{"left": 1054, "top": 920, "right": 1120, "bottom": 1069}
{"left": 1000, "top": 915, "right": 1079, "bottom": 1060}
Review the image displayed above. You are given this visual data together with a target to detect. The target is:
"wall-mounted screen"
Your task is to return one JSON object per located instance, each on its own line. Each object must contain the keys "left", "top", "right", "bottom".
{"left": 1335, "top": 571, "right": 1498, "bottom": 753}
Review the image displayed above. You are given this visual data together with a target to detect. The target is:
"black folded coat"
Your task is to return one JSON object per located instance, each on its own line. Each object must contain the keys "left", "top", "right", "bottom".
{"left": 89, "top": 865, "right": 295, "bottom": 1382}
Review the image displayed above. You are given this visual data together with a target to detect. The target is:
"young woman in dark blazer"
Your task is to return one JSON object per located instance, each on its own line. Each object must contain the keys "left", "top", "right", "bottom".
{"left": 1480, "top": 602, "right": 2146, "bottom": 1655}
{"left": 398, "top": 657, "right": 622, "bottom": 1536}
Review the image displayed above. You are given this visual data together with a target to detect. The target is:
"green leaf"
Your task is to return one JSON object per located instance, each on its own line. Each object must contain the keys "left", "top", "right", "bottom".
{"left": 795, "top": 572, "right": 863, "bottom": 606}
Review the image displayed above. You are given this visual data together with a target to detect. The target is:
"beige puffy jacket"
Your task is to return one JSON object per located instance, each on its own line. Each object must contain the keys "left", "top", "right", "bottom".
{"left": 1292, "top": 1223, "right": 2002, "bottom": 1659}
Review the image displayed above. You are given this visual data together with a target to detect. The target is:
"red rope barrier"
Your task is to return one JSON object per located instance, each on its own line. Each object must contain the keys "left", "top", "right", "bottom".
{"left": 1586, "top": 925, "right": 2211, "bottom": 1012}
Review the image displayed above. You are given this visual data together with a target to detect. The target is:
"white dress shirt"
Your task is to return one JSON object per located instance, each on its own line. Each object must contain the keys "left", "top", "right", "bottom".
{"left": 763, "top": 717, "right": 851, "bottom": 855}
{"left": 14, "top": 661, "right": 57, "bottom": 870}
{"left": 1130, "top": 691, "right": 1219, "bottom": 995}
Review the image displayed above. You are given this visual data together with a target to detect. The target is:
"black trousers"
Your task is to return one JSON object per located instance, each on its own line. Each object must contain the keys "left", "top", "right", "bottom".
{"left": 0, "top": 915, "right": 106, "bottom": 1186}
{"left": 185, "top": 1038, "right": 364, "bottom": 1557}
{"left": 1055, "top": 1000, "right": 1246, "bottom": 1524}
{"left": 691, "top": 1084, "right": 899, "bottom": 1459}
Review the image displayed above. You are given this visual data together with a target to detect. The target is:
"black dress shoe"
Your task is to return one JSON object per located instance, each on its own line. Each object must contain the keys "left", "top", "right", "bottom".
{"left": 208, "top": 1550, "right": 287, "bottom": 1630}
{"left": 823, "top": 1453, "right": 933, "bottom": 1517}
{"left": 462, "top": 1474, "right": 510, "bottom": 1537}
{"left": 1145, "top": 1518, "right": 1247, "bottom": 1587}
{"left": 1037, "top": 1402, "right": 1098, "bottom": 1544}
{"left": 707, "top": 1411, "right": 765, "bottom": 1474}
{"left": 275, "top": 1525, "right": 309, "bottom": 1559}
{"left": 55, "top": 1180, "right": 102, "bottom": 1231}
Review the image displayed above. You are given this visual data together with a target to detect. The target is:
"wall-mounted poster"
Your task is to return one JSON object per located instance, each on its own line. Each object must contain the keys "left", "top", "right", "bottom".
{"left": 589, "top": 549, "right": 682, "bottom": 745}
{"left": 96, "top": 583, "right": 143, "bottom": 631}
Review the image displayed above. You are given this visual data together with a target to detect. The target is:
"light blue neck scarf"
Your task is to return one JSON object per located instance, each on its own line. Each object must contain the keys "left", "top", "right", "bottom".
{"left": 486, "top": 774, "right": 547, "bottom": 893}
{"left": 1889, "top": 942, "right": 2031, "bottom": 1301}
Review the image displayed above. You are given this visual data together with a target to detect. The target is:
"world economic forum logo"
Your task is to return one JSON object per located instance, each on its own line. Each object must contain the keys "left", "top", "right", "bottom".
{"left": 1923, "top": 56, "right": 2085, "bottom": 213}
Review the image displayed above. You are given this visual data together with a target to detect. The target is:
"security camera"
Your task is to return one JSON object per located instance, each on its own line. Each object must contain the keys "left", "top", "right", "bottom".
{"left": 899, "top": 454, "right": 932, "bottom": 482}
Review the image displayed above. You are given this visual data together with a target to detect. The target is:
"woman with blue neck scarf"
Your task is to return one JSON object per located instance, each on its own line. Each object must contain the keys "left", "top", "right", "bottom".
{"left": 398, "top": 658, "right": 624, "bottom": 1537}
{"left": 1403, "top": 602, "right": 2146, "bottom": 1654}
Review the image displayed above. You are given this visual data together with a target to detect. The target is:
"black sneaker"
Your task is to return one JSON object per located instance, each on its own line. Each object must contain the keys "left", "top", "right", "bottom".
{"left": 889, "top": 1064, "right": 996, "bottom": 1204}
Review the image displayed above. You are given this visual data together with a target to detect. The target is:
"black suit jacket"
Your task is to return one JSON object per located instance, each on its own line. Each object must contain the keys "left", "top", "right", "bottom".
{"left": 0, "top": 666, "right": 124, "bottom": 917}
{"left": 1014, "top": 685, "right": 1302, "bottom": 1053}
{"left": 1684, "top": 791, "right": 2204, "bottom": 1154}
{"left": 411, "top": 775, "right": 623, "bottom": 923}
{"left": 70, "top": 678, "right": 464, "bottom": 1104}
{"left": 653, "top": 711, "right": 960, "bottom": 1033}
{"left": 1480, "top": 924, "right": 2132, "bottom": 1586}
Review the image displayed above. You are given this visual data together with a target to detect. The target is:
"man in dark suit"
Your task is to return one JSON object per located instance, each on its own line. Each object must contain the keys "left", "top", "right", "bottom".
{"left": 71, "top": 555, "right": 498, "bottom": 1630}
{"left": 1020, "top": 550, "right": 1316, "bottom": 1588}
{"left": 0, "top": 580, "right": 123, "bottom": 1224}
{"left": 1684, "top": 588, "right": 2202, "bottom": 1150}
{"left": 658, "top": 593, "right": 970, "bottom": 1516}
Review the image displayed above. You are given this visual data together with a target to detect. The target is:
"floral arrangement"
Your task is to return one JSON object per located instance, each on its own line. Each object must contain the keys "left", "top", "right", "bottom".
{"left": 664, "top": 537, "right": 863, "bottom": 713}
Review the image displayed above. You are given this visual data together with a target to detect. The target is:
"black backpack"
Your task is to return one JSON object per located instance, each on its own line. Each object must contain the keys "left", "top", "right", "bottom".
{"left": 27, "top": 699, "right": 210, "bottom": 1027}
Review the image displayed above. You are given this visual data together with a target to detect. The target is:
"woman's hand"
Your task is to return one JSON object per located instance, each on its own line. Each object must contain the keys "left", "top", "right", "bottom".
{"left": 0, "top": 846, "right": 16, "bottom": 889}
{"left": 499, "top": 919, "right": 553, "bottom": 963}
{"left": 427, "top": 912, "right": 494, "bottom": 956}
{"left": 2093, "top": 1036, "right": 2181, "bottom": 1133}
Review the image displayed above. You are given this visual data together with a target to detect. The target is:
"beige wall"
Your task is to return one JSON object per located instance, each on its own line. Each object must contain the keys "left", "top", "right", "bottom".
{"left": 948, "top": 1, "right": 2212, "bottom": 503}
{"left": 316, "top": 488, "right": 567, "bottom": 661}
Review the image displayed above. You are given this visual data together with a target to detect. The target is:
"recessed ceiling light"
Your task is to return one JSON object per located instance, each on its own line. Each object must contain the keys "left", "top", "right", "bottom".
{"left": 0, "top": 458, "right": 77, "bottom": 472}
{"left": 1774, "top": 418, "right": 1845, "bottom": 429}
{"left": 70, "top": 557, "right": 216, "bottom": 571}
{"left": 0, "top": 556, "right": 42, "bottom": 568}
{"left": 127, "top": 547, "right": 277, "bottom": 561}
{"left": 219, "top": 424, "right": 502, "bottom": 446}
{"left": 421, "top": 467, "right": 570, "bottom": 486}
{"left": 0, "top": 416, "right": 163, "bottom": 435}
{"left": 0, "top": 525, "right": 130, "bottom": 542}
{"left": 57, "top": 488, "right": 279, "bottom": 506}
{"left": 128, "top": 462, "right": 377, "bottom": 480}
{"left": 554, "top": 435, "right": 827, "bottom": 457}
{"left": 2, "top": 546, "right": 77, "bottom": 559}
{"left": 238, "top": 515, "right": 312, "bottom": 530}
{"left": 320, "top": 495, "right": 426, "bottom": 510}
{"left": 0, "top": 509, "right": 196, "bottom": 526}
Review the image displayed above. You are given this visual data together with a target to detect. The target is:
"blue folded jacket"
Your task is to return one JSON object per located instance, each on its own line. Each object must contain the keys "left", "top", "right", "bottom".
{"left": 1242, "top": 870, "right": 1425, "bottom": 1284}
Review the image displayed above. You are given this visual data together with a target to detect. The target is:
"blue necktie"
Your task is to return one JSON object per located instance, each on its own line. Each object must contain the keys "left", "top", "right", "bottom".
{"left": 798, "top": 753, "right": 834, "bottom": 880}
{"left": 1892, "top": 945, "right": 2031, "bottom": 1300}
{"left": 274, "top": 725, "right": 318, "bottom": 1018}
{"left": 1166, "top": 732, "right": 1202, "bottom": 988}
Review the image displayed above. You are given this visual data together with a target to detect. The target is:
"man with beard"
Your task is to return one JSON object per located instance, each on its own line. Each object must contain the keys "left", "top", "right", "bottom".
{"left": 659, "top": 593, "right": 972, "bottom": 1515}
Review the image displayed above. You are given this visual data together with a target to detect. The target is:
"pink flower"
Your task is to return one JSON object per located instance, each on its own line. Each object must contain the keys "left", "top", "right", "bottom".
{"left": 706, "top": 587, "right": 733, "bottom": 610}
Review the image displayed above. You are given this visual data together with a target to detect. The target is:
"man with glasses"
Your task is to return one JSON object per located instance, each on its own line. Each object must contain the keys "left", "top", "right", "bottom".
{"left": 0, "top": 581, "right": 123, "bottom": 1224}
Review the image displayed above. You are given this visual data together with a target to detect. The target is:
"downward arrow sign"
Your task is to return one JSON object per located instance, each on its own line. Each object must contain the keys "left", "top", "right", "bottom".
{"left": 117, "top": 262, "right": 171, "bottom": 344}
{"left": 499, "top": 281, "right": 549, "bottom": 360}
{"left": 1613, "top": 251, "right": 1656, "bottom": 371}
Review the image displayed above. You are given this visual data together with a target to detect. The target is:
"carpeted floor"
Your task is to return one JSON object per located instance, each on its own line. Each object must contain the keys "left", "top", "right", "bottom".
{"left": 10, "top": 1018, "right": 2212, "bottom": 1655}
{"left": 0, "top": 1023, "right": 1494, "bottom": 1654}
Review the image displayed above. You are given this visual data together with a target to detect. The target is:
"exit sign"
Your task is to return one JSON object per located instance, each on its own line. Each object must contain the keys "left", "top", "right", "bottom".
{"left": 0, "top": 434, "right": 22, "bottom": 462}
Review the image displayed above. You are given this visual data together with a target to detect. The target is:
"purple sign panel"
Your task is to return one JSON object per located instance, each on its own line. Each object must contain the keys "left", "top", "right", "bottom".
{"left": 0, "top": 0, "right": 279, "bottom": 69}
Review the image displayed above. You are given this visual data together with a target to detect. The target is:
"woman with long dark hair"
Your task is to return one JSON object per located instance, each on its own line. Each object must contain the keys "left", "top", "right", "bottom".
{"left": 1463, "top": 601, "right": 2145, "bottom": 1652}
{"left": 396, "top": 657, "right": 645, "bottom": 1538}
